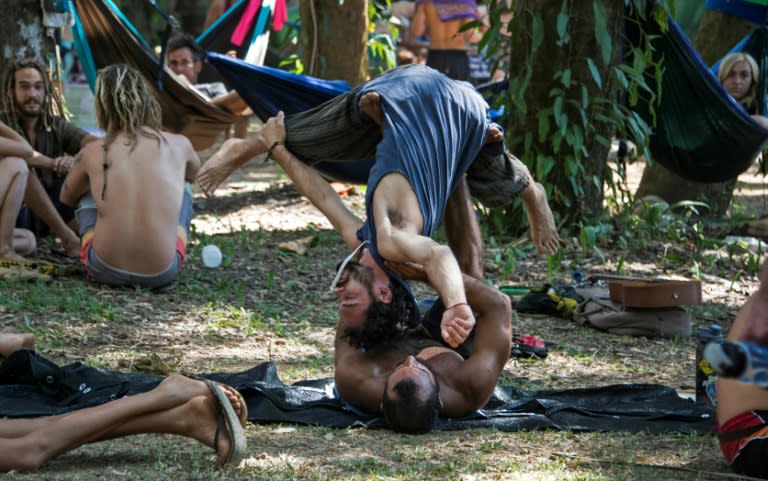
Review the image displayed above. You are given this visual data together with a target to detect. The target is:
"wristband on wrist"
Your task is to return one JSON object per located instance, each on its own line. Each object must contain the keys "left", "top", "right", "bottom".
{"left": 446, "top": 302, "right": 469, "bottom": 310}
{"left": 266, "top": 140, "right": 283, "bottom": 160}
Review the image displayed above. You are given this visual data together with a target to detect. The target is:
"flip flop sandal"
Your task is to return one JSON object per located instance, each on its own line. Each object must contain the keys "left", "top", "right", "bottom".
{"left": 204, "top": 380, "right": 248, "bottom": 467}
{"left": 511, "top": 333, "right": 548, "bottom": 359}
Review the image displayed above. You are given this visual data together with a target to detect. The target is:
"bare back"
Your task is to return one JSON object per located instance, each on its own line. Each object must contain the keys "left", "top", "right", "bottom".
{"left": 81, "top": 130, "right": 199, "bottom": 273}
{"left": 413, "top": 3, "right": 474, "bottom": 50}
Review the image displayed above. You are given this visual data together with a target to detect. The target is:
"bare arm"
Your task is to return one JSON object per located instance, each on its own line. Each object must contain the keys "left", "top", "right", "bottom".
{"left": 23, "top": 130, "right": 98, "bottom": 174}
{"left": 210, "top": 91, "right": 250, "bottom": 116}
{"left": 60, "top": 144, "right": 97, "bottom": 207}
{"left": 263, "top": 112, "right": 363, "bottom": 248}
{"left": 752, "top": 114, "right": 768, "bottom": 130}
{"left": 378, "top": 228, "right": 466, "bottom": 307}
{"left": 333, "top": 320, "right": 385, "bottom": 412}
{"left": 202, "top": 0, "right": 228, "bottom": 30}
{"left": 444, "top": 276, "right": 512, "bottom": 416}
{"left": 180, "top": 137, "right": 201, "bottom": 183}
{"left": 375, "top": 216, "right": 474, "bottom": 347}
{"left": 0, "top": 121, "right": 33, "bottom": 159}
{"left": 410, "top": 3, "right": 427, "bottom": 38}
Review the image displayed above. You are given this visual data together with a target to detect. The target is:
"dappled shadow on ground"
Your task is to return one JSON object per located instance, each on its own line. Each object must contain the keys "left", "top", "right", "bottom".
{"left": 1, "top": 149, "right": 764, "bottom": 481}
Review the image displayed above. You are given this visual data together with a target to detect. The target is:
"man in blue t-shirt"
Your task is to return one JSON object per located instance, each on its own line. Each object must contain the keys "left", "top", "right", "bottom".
{"left": 199, "top": 65, "right": 560, "bottom": 350}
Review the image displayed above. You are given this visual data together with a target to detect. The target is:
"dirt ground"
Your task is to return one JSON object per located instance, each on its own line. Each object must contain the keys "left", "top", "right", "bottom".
{"left": 3, "top": 131, "right": 768, "bottom": 479}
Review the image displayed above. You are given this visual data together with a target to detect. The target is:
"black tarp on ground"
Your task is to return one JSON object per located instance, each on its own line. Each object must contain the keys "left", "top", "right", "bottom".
{"left": 0, "top": 351, "right": 713, "bottom": 434}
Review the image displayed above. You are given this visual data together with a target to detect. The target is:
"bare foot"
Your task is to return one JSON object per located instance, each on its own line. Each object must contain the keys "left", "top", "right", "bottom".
{"left": 197, "top": 137, "right": 264, "bottom": 197}
{"left": 523, "top": 182, "right": 561, "bottom": 258}
{"left": 153, "top": 375, "right": 247, "bottom": 423}
{"left": 179, "top": 394, "right": 245, "bottom": 466}
{"left": 0, "top": 331, "right": 35, "bottom": 357}
{"left": 60, "top": 235, "right": 80, "bottom": 258}
{"left": 358, "top": 92, "right": 384, "bottom": 128}
{"left": 0, "top": 249, "right": 27, "bottom": 262}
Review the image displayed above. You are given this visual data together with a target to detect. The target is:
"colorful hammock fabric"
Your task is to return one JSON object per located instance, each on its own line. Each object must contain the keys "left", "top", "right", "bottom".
{"left": 70, "top": 0, "right": 237, "bottom": 150}
{"left": 206, "top": 52, "right": 506, "bottom": 183}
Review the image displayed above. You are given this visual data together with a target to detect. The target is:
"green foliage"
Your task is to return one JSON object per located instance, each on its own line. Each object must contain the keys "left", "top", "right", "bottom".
{"left": 368, "top": 33, "right": 397, "bottom": 76}
{"left": 278, "top": 55, "right": 304, "bottom": 74}
{"left": 481, "top": 0, "right": 667, "bottom": 237}
{"left": 368, "top": 0, "right": 397, "bottom": 76}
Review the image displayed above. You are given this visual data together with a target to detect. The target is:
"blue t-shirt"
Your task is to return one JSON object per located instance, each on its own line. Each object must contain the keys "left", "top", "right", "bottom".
{"left": 354, "top": 64, "right": 489, "bottom": 299}
{"left": 356, "top": 64, "right": 489, "bottom": 240}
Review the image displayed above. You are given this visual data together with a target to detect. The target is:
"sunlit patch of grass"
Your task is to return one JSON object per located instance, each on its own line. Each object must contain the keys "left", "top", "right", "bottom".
{"left": 0, "top": 280, "right": 118, "bottom": 323}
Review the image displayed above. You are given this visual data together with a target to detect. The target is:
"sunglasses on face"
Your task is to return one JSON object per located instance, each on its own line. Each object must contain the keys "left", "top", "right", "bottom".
{"left": 329, "top": 240, "right": 369, "bottom": 291}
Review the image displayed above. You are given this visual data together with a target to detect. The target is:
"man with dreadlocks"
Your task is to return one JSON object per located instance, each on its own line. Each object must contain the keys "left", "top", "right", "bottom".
{"left": 60, "top": 64, "right": 200, "bottom": 289}
{"left": 334, "top": 265, "right": 512, "bottom": 434}
{"left": 0, "top": 58, "right": 98, "bottom": 256}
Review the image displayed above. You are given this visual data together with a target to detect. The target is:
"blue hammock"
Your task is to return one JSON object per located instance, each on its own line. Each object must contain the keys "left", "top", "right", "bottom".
{"left": 205, "top": 53, "right": 507, "bottom": 183}
{"left": 207, "top": 53, "right": 374, "bottom": 183}
{"left": 207, "top": 52, "right": 351, "bottom": 122}
{"left": 626, "top": 9, "right": 768, "bottom": 183}
{"left": 206, "top": 52, "right": 504, "bottom": 122}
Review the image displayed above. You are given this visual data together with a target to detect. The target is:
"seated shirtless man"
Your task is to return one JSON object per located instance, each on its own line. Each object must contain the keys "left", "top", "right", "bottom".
{"left": 334, "top": 263, "right": 512, "bottom": 433}
{"left": 60, "top": 64, "right": 201, "bottom": 289}
{"left": 198, "top": 65, "right": 559, "bottom": 349}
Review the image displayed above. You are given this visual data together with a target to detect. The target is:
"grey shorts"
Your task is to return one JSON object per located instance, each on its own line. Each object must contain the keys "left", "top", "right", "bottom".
{"left": 76, "top": 184, "right": 194, "bottom": 289}
{"left": 84, "top": 248, "right": 181, "bottom": 290}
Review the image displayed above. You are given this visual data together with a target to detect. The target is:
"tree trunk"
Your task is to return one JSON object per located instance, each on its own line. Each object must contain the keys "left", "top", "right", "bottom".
{"left": 635, "top": 9, "right": 759, "bottom": 216}
{"left": 505, "top": 0, "right": 623, "bottom": 224}
{"left": 298, "top": 0, "right": 368, "bottom": 86}
{"left": 2, "top": 2, "right": 56, "bottom": 75}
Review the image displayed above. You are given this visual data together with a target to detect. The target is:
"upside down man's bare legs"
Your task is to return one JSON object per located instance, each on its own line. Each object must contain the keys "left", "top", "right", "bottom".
{"left": 197, "top": 134, "right": 269, "bottom": 196}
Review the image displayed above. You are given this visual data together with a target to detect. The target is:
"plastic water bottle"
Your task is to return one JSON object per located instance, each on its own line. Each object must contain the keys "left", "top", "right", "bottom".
{"left": 201, "top": 244, "right": 223, "bottom": 268}
{"left": 695, "top": 324, "right": 723, "bottom": 407}
{"left": 704, "top": 341, "right": 768, "bottom": 387}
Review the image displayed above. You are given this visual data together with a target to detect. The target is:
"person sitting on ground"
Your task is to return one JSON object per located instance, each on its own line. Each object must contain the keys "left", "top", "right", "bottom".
{"left": 167, "top": 33, "right": 251, "bottom": 139}
{"left": 716, "top": 270, "right": 768, "bottom": 479}
{"left": 197, "top": 64, "right": 560, "bottom": 349}
{"left": 0, "top": 120, "right": 36, "bottom": 260}
{"left": 0, "top": 58, "right": 99, "bottom": 257}
{"left": 60, "top": 64, "right": 201, "bottom": 290}
{"left": 0, "top": 331, "right": 247, "bottom": 471}
{"left": 718, "top": 52, "right": 768, "bottom": 129}
{"left": 334, "top": 263, "right": 512, "bottom": 433}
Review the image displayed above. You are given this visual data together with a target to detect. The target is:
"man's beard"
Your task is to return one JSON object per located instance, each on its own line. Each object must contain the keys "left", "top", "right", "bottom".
{"left": 16, "top": 100, "right": 41, "bottom": 117}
